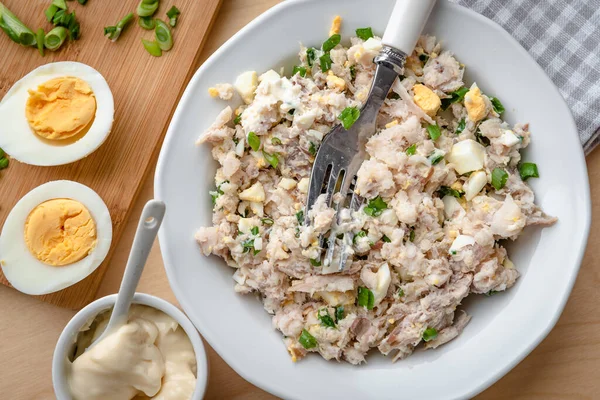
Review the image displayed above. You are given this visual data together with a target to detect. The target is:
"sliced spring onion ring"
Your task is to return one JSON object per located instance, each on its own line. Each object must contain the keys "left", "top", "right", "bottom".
{"left": 154, "top": 19, "right": 173, "bottom": 51}
{"left": 142, "top": 38, "right": 162, "bottom": 56}
{"left": 138, "top": 16, "right": 155, "bottom": 30}
{"left": 137, "top": 0, "right": 159, "bottom": 17}
{"left": 0, "top": 2, "right": 36, "bottom": 46}
{"left": 166, "top": 5, "right": 180, "bottom": 27}
{"left": 52, "top": 0, "right": 67, "bottom": 10}
{"left": 44, "top": 26, "right": 68, "bottom": 50}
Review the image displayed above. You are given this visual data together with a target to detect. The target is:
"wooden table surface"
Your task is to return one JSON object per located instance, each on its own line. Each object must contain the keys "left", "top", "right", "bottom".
{"left": 1, "top": 1, "right": 598, "bottom": 398}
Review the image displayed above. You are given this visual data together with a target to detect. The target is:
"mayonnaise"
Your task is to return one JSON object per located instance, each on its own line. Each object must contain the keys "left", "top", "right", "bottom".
{"left": 68, "top": 305, "right": 197, "bottom": 400}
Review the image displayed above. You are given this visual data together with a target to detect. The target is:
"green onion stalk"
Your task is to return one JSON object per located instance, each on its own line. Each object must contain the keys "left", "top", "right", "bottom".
{"left": 45, "top": 26, "right": 68, "bottom": 50}
{"left": 142, "top": 38, "right": 162, "bottom": 57}
{"left": 0, "top": 2, "right": 36, "bottom": 46}
{"left": 104, "top": 12, "right": 133, "bottom": 42}
{"left": 137, "top": 0, "right": 159, "bottom": 17}
{"left": 154, "top": 19, "right": 173, "bottom": 51}
{"left": 138, "top": 16, "right": 155, "bottom": 30}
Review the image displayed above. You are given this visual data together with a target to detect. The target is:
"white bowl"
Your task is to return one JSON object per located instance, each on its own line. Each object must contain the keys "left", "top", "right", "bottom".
{"left": 52, "top": 293, "right": 208, "bottom": 399}
{"left": 154, "top": 0, "right": 591, "bottom": 398}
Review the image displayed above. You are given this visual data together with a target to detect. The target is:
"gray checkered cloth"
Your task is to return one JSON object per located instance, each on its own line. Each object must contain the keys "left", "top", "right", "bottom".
{"left": 450, "top": 0, "right": 600, "bottom": 154}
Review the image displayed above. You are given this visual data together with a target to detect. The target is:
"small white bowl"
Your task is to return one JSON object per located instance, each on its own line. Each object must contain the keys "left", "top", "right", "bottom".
{"left": 52, "top": 293, "right": 208, "bottom": 400}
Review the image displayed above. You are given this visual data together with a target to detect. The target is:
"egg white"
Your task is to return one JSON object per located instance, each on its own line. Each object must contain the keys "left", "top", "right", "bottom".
{"left": 0, "top": 180, "right": 113, "bottom": 295}
{"left": 0, "top": 62, "right": 114, "bottom": 166}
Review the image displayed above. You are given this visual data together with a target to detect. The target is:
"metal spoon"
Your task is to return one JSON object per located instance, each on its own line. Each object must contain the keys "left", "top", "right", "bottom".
{"left": 86, "top": 199, "right": 166, "bottom": 351}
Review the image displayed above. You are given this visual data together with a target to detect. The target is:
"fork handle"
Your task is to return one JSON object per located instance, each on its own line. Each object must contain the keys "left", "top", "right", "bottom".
{"left": 382, "top": 0, "right": 437, "bottom": 55}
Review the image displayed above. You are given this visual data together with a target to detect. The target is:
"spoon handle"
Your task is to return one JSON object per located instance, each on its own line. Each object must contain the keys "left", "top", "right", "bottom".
{"left": 110, "top": 200, "right": 166, "bottom": 326}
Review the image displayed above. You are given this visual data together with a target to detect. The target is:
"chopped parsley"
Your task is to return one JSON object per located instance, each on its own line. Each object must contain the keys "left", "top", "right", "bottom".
{"left": 247, "top": 131, "right": 260, "bottom": 151}
{"left": 491, "top": 168, "right": 508, "bottom": 190}
{"left": 292, "top": 65, "right": 307, "bottom": 77}
{"left": 490, "top": 97, "right": 505, "bottom": 115}
{"left": 338, "top": 107, "right": 360, "bottom": 129}
{"left": 422, "top": 327, "right": 438, "bottom": 342}
{"left": 322, "top": 33, "right": 341, "bottom": 52}
{"left": 299, "top": 329, "right": 318, "bottom": 349}
{"left": 519, "top": 162, "right": 539, "bottom": 180}
{"left": 405, "top": 144, "right": 416, "bottom": 156}
{"left": 426, "top": 124, "right": 441, "bottom": 140}
{"left": 363, "top": 196, "right": 387, "bottom": 217}
{"left": 441, "top": 87, "right": 469, "bottom": 110}
{"left": 357, "top": 287, "right": 375, "bottom": 310}
{"left": 355, "top": 27, "right": 373, "bottom": 40}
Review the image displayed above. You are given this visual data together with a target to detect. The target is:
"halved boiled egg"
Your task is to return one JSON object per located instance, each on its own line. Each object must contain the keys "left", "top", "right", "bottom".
{"left": 0, "top": 62, "right": 114, "bottom": 166}
{"left": 0, "top": 180, "right": 112, "bottom": 295}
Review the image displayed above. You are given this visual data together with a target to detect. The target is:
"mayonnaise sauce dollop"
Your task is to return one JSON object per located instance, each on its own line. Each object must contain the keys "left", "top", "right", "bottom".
{"left": 68, "top": 305, "right": 197, "bottom": 400}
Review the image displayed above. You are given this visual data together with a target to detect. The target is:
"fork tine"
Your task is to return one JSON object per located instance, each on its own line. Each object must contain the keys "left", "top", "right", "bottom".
{"left": 337, "top": 193, "right": 364, "bottom": 272}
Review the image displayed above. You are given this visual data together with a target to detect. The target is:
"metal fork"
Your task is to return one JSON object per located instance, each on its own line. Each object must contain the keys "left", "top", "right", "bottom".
{"left": 304, "top": 0, "right": 437, "bottom": 272}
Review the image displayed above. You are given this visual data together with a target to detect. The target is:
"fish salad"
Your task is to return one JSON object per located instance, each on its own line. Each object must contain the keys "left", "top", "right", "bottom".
{"left": 195, "top": 21, "right": 556, "bottom": 364}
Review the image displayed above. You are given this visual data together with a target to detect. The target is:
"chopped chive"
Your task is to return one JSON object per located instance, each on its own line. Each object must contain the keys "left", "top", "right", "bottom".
{"left": 44, "top": 26, "right": 68, "bottom": 50}
{"left": 299, "top": 329, "right": 318, "bottom": 349}
{"left": 491, "top": 168, "right": 508, "bottom": 190}
{"left": 36, "top": 28, "right": 45, "bottom": 56}
{"left": 0, "top": 157, "right": 9, "bottom": 170}
{"left": 455, "top": 118, "right": 466, "bottom": 134}
{"left": 138, "top": 16, "right": 155, "bottom": 30}
{"left": 262, "top": 151, "right": 279, "bottom": 168}
{"left": 519, "top": 162, "right": 539, "bottom": 180}
{"left": 310, "top": 258, "right": 321, "bottom": 267}
{"left": 306, "top": 47, "right": 316, "bottom": 67}
{"left": 296, "top": 210, "right": 304, "bottom": 225}
{"left": 490, "top": 97, "right": 505, "bottom": 115}
{"left": 45, "top": 5, "right": 59, "bottom": 22}
{"left": 104, "top": 12, "right": 133, "bottom": 41}
{"left": 357, "top": 287, "right": 375, "bottom": 310}
{"left": 335, "top": 306, "right": 344, "bottom": 322}
{"left": 261, "top": 217, "right": 274, "bottom": 225}
{"left": 271, "top": 137, "right": 282, "bottom": 145}
{"left": 355, "top": 27, "right": 373, "bottom": 40}
{"left": 141, "top": 38, "right": 162, "bottom": 56}
{"left": 292, "top": 65, "right": 307, "bottom": 77}
{"left": 319, "top": 53, "right": 332, "bottom": 72}
{"left": 247, "top": 131, "right": 260, "bottom": 151}
{"left": 155, "top": 19, "right": 173, "bottom": 51}
{"left": 166, "top": 5, "right": 181, "bottom": 27}
{"left": 382, "top": 235, "right": 391, "bottom": 243}
{"left": 137, "top": 0, "right": 159, "bottom": 17}
{"left": 426, "top": 124, "right": 441, "bottom": 140}
{"left": 422, "top": 327, "right": 438, "bottom": 342}
{"left": 405, "top": 143, "right": 416, "bottom": 155}
{"left": 322, "top": 33, "right": 340, "bottom": 52}
{"left": 441, "top": 87, "right": 469, "bottom": 110}
{"left": 318, "top": 309, "right": 336, "bottom": 328}
{"left": 338, "top": 106, "right": 360, "bottom": 129}
{"left": 308, "top": 141, "right": 317, "bottom": 156}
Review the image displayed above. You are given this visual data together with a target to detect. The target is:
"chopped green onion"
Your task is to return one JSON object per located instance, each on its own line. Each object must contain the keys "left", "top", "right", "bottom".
{"left": 310, "top": 258, "right": 321, "bottom": 267}
{"left": 247, "top": 131, "right": 260, "bottom": 151}
{"left": 426, "top": 124, "right": 441, "bottom": 140}
{"left": 44, "top": 26, "right": 68, "bottom": 50}
{"left": 68, "top": 18, "right": 80, "bottom": 40}
{"left": 429, "top": 150, "right": 445, "bottom": 165}
{"left": 349, "top": 65, "right": 356, "bottom": 80}
{"left": 77, "top": 0, "right": 88, "bottom": 4}
{"left": 138, "top": 16, "right": 155, "bottom": 30}
{"left": 261, "top": 217, "right": 274, "bottom": 225}
{"left": 422, "top": 327, "right": 438, "bottom": 342}
{"left": 271, "top": 137, "right": 282, "bottom": 145}
{"left": 0, "top": 3, "right": 36, "bottom": 46}
{"left": 251, "top": 226, "right": 259, "bottom": 236}
{"left": 299, "top": 329, "right": 318, "bottom": 349}
{"left": 338, "top": 106, "right": 360, "bottom": 129}
{"left": 306, "top": 47, "right": 316, "bottom": 67}
{"left": 104, "top": 12, "right": 133, "bottom": 41}
{"left": 491, "top": 168, "right": 508, "bottom": 190}
{"left": 141, "top": 38, "right": 162, "bottom": 56}
{"left": 485, "top": 290, "right": 499, "bottom": 297}
{"left": 355, "top": 27, "right": 373, "bottom": 40}
{"left": 319, "top": 52, "right": 332, "bottom": 72}
{"left": 455, "top": 118, "right": 466, "bottom": 135}
{"left": 409, "top": 228, "right": 415, "bottom": 242}
{"left": 36, "top": 28, "right": 45, "bottom": 56}
{"left": 405, "top": 143, "right": 416, "bottom": 156}
{"left": 437, "top": 186, "right": 461, "bottom": 198}
{"left": 241, "top": 238, "right": 255, "bottom": 253}
{"left": 166, "top": 5, "right": 180, "bottom": 27}
{"left": 308, "top": 141, "right": 317, "bottom": 156}
{"left": 419, "top": 53, "right": 429, "bottom": 63}
{"left": 0, "top": 148, "right": 4, "bottom": 158}
{"left": 335, "top": 306, "right": 344, "bottom": 322}
{"left": 292, "top": 65, "right": 307, "bottom": 77}
{"left": 353, "top": 230, "right": 367, "bottom": 244}
{"left": 357, "top": 287, "right": 375, "bottom": 310}
{"left": 322, "top": 33, "right": 340, "bottom": 52}
{"left": 233, "top": 112, "right": 242, "bottom": 125}
{"left": 0, "top": 157, "right": 8, "bottom": 170}
{"left": 519, "top": 162, "right": 539, "bottom": 180}
{"left": 318, "top": 309, "right": 336, "bottom": 328}
{"left": 51, "top": 9, "right": 74, "bottom": 28}
{"left": 382, "top": 235, "right": 391, "bottom": 243}
{"left": 490, "top": 97, "right": 505, "bottom": 115}
{"left": 45, "top": 5, "right": 58, "bottom": 22}
{"left": 363, "top": 196, "right": 387, "bottom": 217}
{"left": 397, "top": 288, "right": 404, "bottom": 297}
{"left": 155, "top": 19, "right": 173, "bottom": 51}
{"left": 441, "top": 87, "right": 469, "bottom": 110}
{"left": 52, "top": 0, "right": 67, "bottom": 10}
{"left": 262, "top": 151, "right": 279, "bottom": 168}
{"left": 137, "top": 0, "right": 159, "bottom": 17}
{"left": 296, "top": 210, "right": 304, "bottom": 225}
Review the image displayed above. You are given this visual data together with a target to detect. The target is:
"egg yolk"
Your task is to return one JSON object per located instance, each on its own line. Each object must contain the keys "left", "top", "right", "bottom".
{"left": 413, "top": 84, "right": 441, "bottom": 117}
{"left": 24, "top": 199, "right": 97, "bottom": 266}
{"left": 25, "top": 77, "right": 96, "bottom": 140}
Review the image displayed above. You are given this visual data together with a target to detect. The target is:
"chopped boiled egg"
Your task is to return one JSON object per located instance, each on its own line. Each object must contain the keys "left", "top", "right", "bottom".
{"left": 499, "top": 129, "right": 520, "bottom": 147}
{"left": 238, "top": 217, "right": 254, "bottom": 234}
{"left": 234, "top": 71, "right": 258, "bottom": 104}
{"left": 442, "top": 195, "right": 463, "bottom": 219}
{"left": 464, "top": 170, "right": 488, "bottom": 201}
{"left": 491, "top": 194, "right": 525, "bottom": 237}
{"left": 298, "top": 178, "right": 310, "bottom": 194}
{"left": 250, "top": 202, "right": 264, "bottom": 217}
{"left": 447, "top": 139, "right": 485, "bottom": 175}
{"left": 372, "top": 263, "right": 391, "bottom": 306}
{"left": 326, "top": 71, "right": 346, "bottom": 91}
{"left": 258, "top": 69, "right": 281, "bottom": 83}
{"left": 449, "top": 235, "right": 475, "bottom": 254}
{"left": 278, "top": 177, "right": 297, "bottom": 190}
{"left": 363, "top": 37, "right": 383, "bottom": 53}
{"left": 239, "top": 182, "right": 265, "bottom": 203}
{"left": 464, "top": 83, "right": 487, "bottom": 122}
{"left": 412, "top": 84, "right": 441, "bottom": 117}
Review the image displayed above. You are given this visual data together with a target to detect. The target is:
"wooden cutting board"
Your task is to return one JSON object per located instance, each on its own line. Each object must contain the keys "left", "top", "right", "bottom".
{"left": 0, "top": 0, "right": 221, "bottom": 308}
